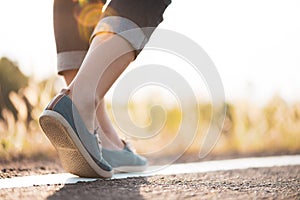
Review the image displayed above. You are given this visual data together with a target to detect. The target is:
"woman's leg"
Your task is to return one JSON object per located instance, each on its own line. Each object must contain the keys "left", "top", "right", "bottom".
{"left": 54, "top": 0, "right": 125, "bottom": 150}
{"left": 45, "top": 0, "right": 171, "bottom": 176}
{"left": 54, "top": 0, "right": 171, "bottom": 138}
{"left": 97, "top": 100, "right": 125, "bottom": 150}
{"left": 68, "top": 33, "right": 135, "bottom": 134}
{"left": 61, "top": 64, "right": 125, "bottom": 150}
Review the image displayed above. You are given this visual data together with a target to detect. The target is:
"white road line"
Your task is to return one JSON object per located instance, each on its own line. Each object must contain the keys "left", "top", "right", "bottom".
{"left": 0, "top": 155, "right": 299, "bottom": 189}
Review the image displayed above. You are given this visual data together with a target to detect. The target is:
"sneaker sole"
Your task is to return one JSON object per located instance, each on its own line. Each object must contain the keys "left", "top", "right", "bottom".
{"left": 39, "top": 110, "right": 113, "bottom": 178}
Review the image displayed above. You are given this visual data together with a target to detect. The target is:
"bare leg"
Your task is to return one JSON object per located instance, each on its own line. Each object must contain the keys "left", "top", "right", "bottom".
{"left": 64, "top": 33, "right": 134, "bottom": 148}
{"left": 96, "top": 100, "right": 124, "bottom": 149}
{"left": 62, "top": 69, "right": 124, "bottom": 149}
{"left": 61, "top": 69, "right": 78, "bottom": 85}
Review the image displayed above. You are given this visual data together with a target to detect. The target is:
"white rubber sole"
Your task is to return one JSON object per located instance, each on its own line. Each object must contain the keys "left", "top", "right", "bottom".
{"left": 39, "top": 110, "right": 113, "bottom": 178}
{"left": 114, "top": 164, "right": 149, "bottom": 173}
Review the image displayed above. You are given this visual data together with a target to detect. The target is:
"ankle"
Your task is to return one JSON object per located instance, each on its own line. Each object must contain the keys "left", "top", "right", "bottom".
{"left": 65, "top": 88, "right": 97, "bottom": 133}
{"left": 99, "top": 132, "right": 125, "bottom": 150}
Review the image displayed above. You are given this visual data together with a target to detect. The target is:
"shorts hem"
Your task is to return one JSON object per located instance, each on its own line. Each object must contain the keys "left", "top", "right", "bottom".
{"left": 57, "top": 51, "right": 87, "bottom": 75}
{"left": 90, "top": 16, "right": 148, "bottom": 51}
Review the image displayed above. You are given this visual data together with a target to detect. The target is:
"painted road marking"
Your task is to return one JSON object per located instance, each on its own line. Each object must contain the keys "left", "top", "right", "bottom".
{"left": 0, "top": 155, "right": 299, "bottom": 189}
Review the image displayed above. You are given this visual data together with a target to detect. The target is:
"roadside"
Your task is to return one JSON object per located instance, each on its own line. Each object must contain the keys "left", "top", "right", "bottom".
{"left": 1, "top": 151, "right": 299, "bottom": 179}
{"left": 0, "top": 165, "right": 299, "bottom": 200}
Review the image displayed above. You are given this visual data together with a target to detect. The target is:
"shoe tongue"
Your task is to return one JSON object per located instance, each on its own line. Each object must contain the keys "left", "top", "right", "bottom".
{"left": 123, "top": 145, "right": 133, "bottom": 152}
{"left": 122, "top": 140, "right": 135, "bottom": 153}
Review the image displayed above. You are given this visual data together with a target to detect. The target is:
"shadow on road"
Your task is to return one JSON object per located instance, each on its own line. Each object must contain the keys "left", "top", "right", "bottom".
{"left": 47, "top": 177, "right": 148, "bottom": 200}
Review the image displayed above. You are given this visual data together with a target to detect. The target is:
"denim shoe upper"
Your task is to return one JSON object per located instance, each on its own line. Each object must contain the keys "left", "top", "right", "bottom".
{"left": 102, "top": 141, "right": 148, "bottom": 168}
{"left": 46, "top": 89, "right": 112, "bottom": 172}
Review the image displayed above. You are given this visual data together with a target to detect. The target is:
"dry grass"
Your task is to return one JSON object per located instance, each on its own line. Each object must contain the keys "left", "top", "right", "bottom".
{"left": 0, "top": 77, "right": 300, "bottom": 161}
{"left": 0, "top": 77, "right": 58, "bottom": 160}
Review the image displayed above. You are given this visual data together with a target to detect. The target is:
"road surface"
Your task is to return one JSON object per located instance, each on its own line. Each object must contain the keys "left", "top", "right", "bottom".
{"left": 0, "top": 155, "right": 299, "bottom": 200}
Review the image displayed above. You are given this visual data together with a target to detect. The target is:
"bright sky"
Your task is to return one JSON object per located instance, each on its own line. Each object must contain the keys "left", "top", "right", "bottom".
{"left": 0, "top": 0, "right": 300, "bottom": 103}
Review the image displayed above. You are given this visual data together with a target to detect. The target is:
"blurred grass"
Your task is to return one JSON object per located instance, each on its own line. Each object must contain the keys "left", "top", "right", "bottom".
{"left": 0, "top": 57, "right": 300, "bottom": 160}
{"left": 106, "top": 96, "right": 300, "bottom": 158}
{"left": 0, "top": 75, "right": 59, "bottom": 160}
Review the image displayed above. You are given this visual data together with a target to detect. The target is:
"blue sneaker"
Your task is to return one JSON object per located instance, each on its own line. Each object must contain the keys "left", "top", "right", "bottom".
{"left": 102, "top": 140, "right": 148, "bottom": 173}
{"left": 39, "top": 89, "right": 113, "bottom": 178}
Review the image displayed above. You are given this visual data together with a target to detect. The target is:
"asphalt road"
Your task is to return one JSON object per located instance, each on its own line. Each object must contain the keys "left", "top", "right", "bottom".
{"left": 0, "top": 164, "right": 299, "bottom": 199}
